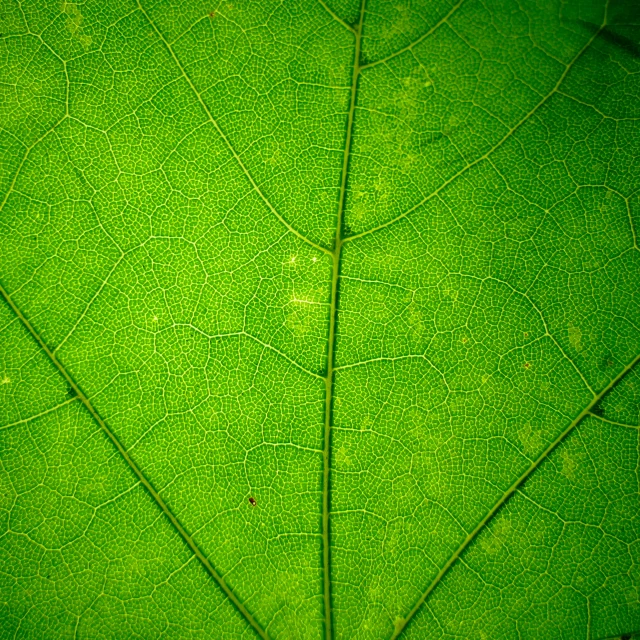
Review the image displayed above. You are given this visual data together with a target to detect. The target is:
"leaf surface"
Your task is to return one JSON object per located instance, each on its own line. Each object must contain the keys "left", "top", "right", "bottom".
{"left": 1, "top": 0, "right": 639, "bottom": 638}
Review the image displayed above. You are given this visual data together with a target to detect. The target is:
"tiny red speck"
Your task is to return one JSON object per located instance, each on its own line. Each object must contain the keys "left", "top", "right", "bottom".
{"left": 249, "top": 497, "right": 256, "bottom": 506}
{"left": 523, "top": 332, "right": 528, "bottom": 338}
{"left": 209, "top": 11, "right": 216, "bottom": 18}
{"left": 524, "top": 362, "right": 530, "bottom": 369}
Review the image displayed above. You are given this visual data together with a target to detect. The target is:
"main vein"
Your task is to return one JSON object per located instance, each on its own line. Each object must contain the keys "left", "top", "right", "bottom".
{"left": 0, "top": 283, "right": 270, "bottom": 640}
{"left": 392, "top": 351, "right": 640, "bottom": 639}
{"left": 322, "top": 2, "right": 366, "bottom": 638}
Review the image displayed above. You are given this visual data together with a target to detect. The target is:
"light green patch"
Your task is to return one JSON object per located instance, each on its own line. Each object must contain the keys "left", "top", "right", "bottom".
{"left": 407, "top": 303, "right": 426, "bottom": 336}
{"left": 568, "top": 324, "right": 582, "bottom": 352}
{"left": 335, "top": 445, "right": 352, "bottom": 468}
{"left": 560, "top": 448, "right": 586, "bottom": 481}
{"left": 518, "top": 422, "right": 543, "bottom": 456}
{"left": 62, "top": 2, "right": 92, "bottom": 48}
{"left": 480, "top": 518, "right": 511, "bottom": 555}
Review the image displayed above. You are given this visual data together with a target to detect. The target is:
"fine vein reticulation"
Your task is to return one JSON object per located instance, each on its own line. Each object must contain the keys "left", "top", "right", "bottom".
{"left": 1, "top": 0, "right": 639, "bottom": 638}
{"left": 0, "top": 282, "right": 270, "bottom": 640}
{"left": 390, "top": 352, "right": 640, "bottom": 639}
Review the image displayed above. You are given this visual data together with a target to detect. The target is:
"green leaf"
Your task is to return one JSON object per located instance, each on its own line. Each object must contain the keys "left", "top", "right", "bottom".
{"left": 1, "top": 0, "right": 639, "bottom": 638}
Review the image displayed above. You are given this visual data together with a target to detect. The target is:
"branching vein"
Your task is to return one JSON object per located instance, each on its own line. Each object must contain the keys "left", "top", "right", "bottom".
{"left": 0, "top": 282, "right": 270, "bottom": 640}
{"left": 392, "top": 350, "right": 639, "bottom": 639}
{"left": 136, "top": 0, "right": 332, "bottom": 258}
{"left": 346, "top": 9, "right": 609, "bottom": 244}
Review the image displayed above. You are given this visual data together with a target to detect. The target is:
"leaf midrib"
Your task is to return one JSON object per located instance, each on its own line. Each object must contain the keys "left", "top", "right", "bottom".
{"left": 322, "top": 2, "right": 366, "bottom": 638}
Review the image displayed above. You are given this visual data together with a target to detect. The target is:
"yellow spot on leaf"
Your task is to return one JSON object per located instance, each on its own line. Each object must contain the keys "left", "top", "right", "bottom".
{"left": 568, "top": 324, "right": 582, "bottom": 351}
{"left": 480, "top": 518, "right": 511, "bottom": 555}
{"left": 62, "top": 2, "right": 92, "bottom": 49}
{"left": 518, "top": 423, "right": 542, "bottom": 456}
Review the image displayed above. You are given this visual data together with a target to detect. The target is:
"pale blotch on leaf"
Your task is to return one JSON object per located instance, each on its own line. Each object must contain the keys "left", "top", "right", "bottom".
{"left": 480, "top": 518, "right": 511, "bottom": 555}
{"left": 407, "top": 303, "right": 426, "bottom": 336}
{"left": 373, "top": 176, "right": 390, "bottom": 201}
{"left": 560, "top": 448, "right": 584, "bottom": 481}
{"left": 386, "top": 528, "right": 400, "bottom": 557}
{"left": 350, "top": 201, "right": 368, "bottom": 224}
{"left": 62, "top": 2, "right": 92, "bottom": 49}
{"left": 328, "top": 63, "right": 350, "bottom": 88}
{"left": 407, "top": 407, "right": 447, "bottom": 450}
{"left": 568, "top": 324, "right": 582, "bottom": 351}
{"left": 399, "top": 151, "right": 419, "bottom": 170}
{"left": 518, "top": 422, "right": 542, "bottom": 456}
{"left": 266, "top": 146, "right": 282, "bottom": 167}
{"left": 396, "top": 74, "right": 429, "bottom": 119}
{"left": 367, "top": 583, "right": 381, "bottom": 601}
{"left": 360, "top": 415, "right": 374, "bottom": 431}
{"left": 335, "top": 445, "right": 352, "bottom": 468}
{"left": 286, "top": 304, "right": 313, "bottom": 337}
{"left": 443, "top": 288, "right": 458, "bottom": 300}
{"left": 268, "top": 571, "right": 305, "bottom": 625}
{"left": 443, "top": 114, "right": 460, "bottom": 137}
{"left": 383, "top": 4, "right": 411, "bottom": 41}
{"left": 624, "top": 584, "right": 640, "bottom": 608}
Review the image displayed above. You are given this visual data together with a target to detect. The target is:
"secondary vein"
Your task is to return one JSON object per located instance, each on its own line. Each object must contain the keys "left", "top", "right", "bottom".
{"left": 136, "top": 0, "right": 331, "bottom": 258}
{"left": 0, "top": 282, "right": 270, "bottom": 640}
{"left": 345, "top": 5, "right": 609, "bottom": 245}
{"left": 322, "top": 2, "right": 366, "bottom": 638}
{"left": 360, "top": 0, "right": 464, "bottom": 70}
{"left": 392, "top": 349, "right": 639, "bottom": 639}
{"left": 318, "top": 0, "right": 356, "bottom": 34}
{"left": 0, "top": 396, "right": 78, "bottom": 432}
